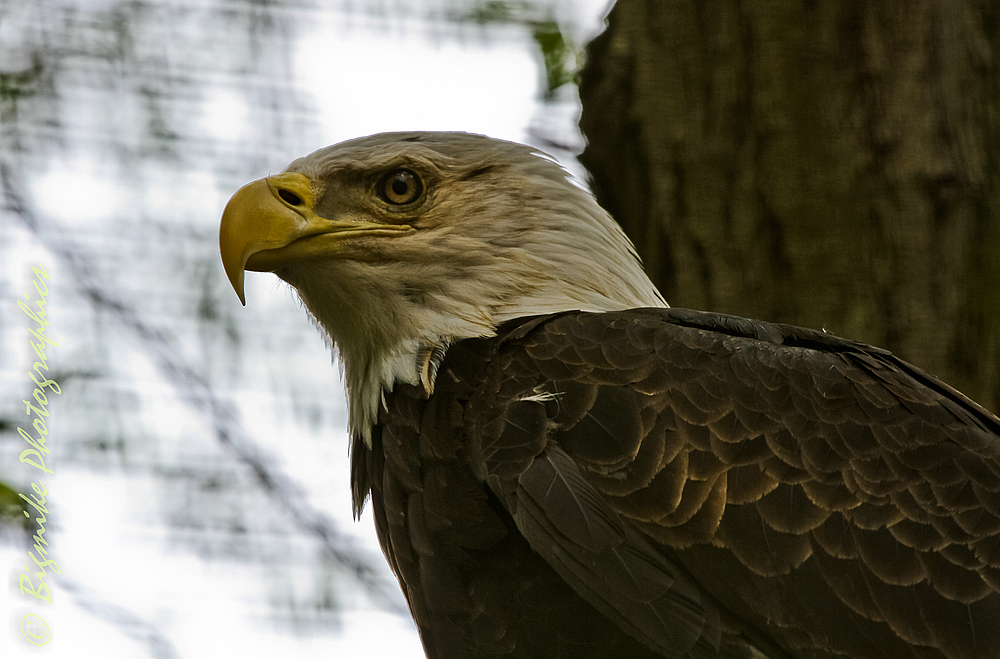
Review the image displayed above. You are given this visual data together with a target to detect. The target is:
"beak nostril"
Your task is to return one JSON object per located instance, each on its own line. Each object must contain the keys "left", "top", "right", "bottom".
{"left": 278, "top": 189, "right": 302, "bottom": 206}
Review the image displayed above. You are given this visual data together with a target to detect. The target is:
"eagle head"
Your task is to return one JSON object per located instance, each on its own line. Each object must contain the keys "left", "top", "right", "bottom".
{"left": 219, "top": 132, "right": 664, "bottom": 442}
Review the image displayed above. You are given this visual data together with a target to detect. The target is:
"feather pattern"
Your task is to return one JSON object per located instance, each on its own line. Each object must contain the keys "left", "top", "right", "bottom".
{"left": 354, "top": 308, "right": 1000, "bottom": 658}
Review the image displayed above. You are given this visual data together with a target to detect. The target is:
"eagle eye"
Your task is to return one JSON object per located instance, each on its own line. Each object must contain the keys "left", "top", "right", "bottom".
{"left": 378, "top": 169, "right": 423, "bottom": 205}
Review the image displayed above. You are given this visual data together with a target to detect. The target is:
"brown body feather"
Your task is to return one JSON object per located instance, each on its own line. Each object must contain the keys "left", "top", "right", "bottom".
{"left": 353, "top": 308, "right": 1000, "bottom": 659}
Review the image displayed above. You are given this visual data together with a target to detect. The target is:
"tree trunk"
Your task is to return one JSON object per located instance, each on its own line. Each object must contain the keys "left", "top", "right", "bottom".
{"left": 579, "top": 0, "right": 1000, "bottom": 413}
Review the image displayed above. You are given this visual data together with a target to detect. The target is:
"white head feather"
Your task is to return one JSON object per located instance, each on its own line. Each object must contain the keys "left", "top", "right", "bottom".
{"left": 270, "top": 132, "right": 666, "bottom": 444}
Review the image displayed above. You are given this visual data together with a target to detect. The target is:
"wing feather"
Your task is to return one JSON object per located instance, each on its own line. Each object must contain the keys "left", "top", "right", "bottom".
{"left": 467, "top": 308, "right": 1000, "bottom": 658}
{"left": 512, "top": 443, "right": 723, "bottom": 658}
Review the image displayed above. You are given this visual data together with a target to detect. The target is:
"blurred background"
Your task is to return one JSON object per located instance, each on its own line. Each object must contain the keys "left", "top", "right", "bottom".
{"left": 0, "top": 1, "right": 607, "bottom": 656}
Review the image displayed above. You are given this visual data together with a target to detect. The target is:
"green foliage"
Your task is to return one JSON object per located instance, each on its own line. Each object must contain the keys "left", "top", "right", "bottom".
{"left": 0, "top": 479, "right": 30, "bottom": 531}
{"left": 0, "top": 55, "right": 45, "bottom": 123}
{"left": 531, "top": 19, "right": 577, "bottom": 98}
{"left": 464, "top": 0, "right": 535, "bottom": 23}
{"left": 464, "top": 1, "right": 581, "bottom": 99}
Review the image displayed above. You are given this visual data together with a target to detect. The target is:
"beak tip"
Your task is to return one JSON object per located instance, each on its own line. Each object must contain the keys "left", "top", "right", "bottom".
{"left": 227, "top": 267, "right": 248, "bottom": 307}
{"left": 221, "top": 251, "right": 248, "bottom": 306}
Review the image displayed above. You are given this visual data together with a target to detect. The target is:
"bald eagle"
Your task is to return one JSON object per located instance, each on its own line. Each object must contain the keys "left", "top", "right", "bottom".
{"left": 220, "top": 132, "right": 1000, "bottom": 659}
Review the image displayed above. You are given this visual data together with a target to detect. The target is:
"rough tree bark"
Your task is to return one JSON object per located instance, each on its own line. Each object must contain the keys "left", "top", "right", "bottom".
{"left": 579, "top": 0, "right": 1000, "bottom": 413}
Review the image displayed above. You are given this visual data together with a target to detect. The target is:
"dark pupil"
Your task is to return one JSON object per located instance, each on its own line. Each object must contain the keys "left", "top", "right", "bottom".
{"left": 392, "top": 178, "right": 409, "bottom": 196}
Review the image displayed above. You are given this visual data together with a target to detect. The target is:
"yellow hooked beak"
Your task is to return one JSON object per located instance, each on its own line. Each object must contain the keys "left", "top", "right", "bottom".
{"left": 219, "top": 171, "right": 410, "bottom": 305}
